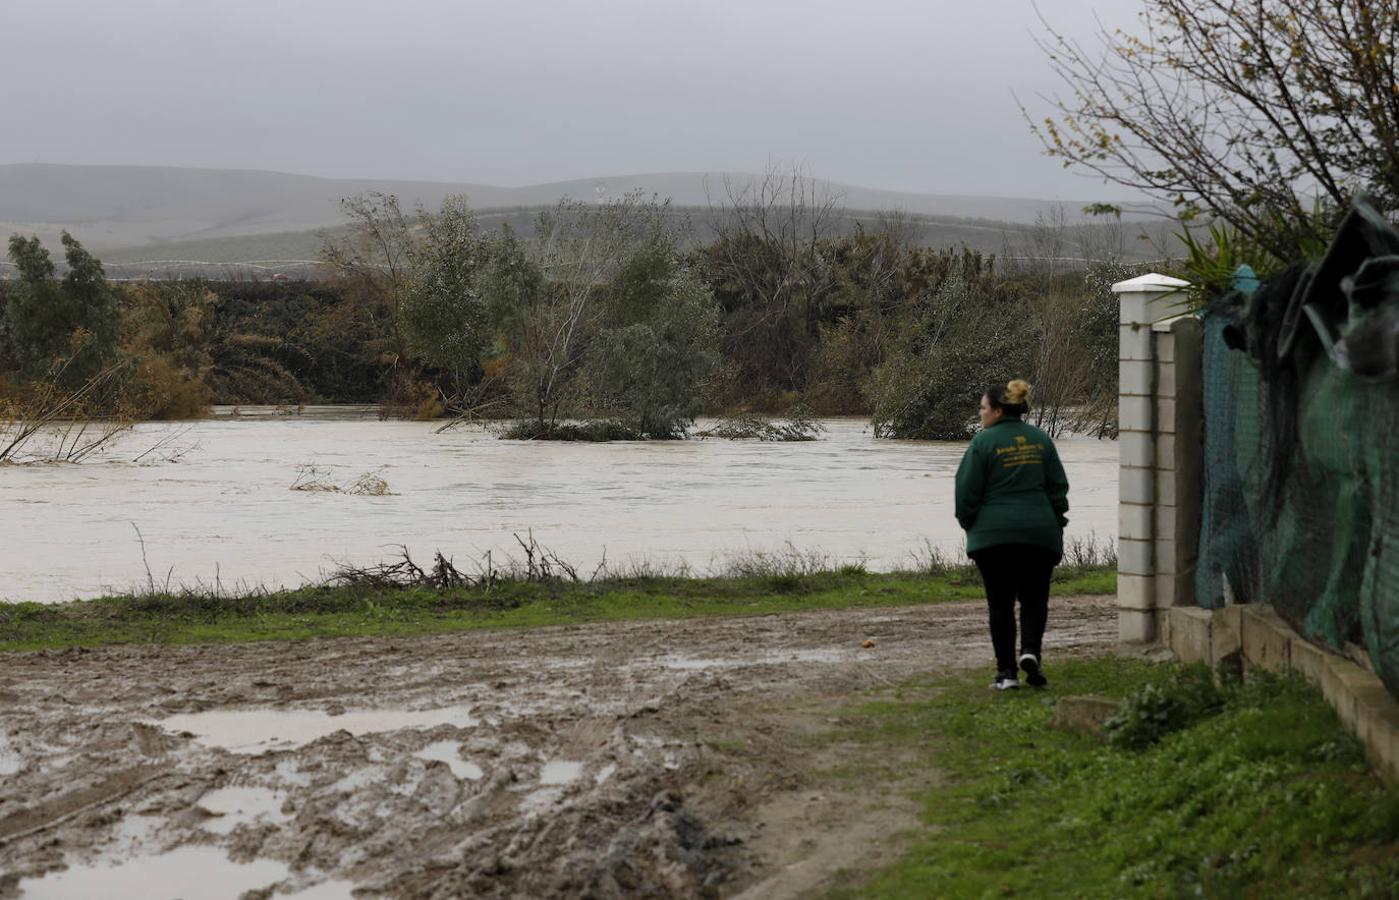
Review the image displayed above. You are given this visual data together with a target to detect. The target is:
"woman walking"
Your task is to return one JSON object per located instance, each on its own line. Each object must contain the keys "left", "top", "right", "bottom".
{"left": 954, "top": 379, "right": 1069, "bottom": 690}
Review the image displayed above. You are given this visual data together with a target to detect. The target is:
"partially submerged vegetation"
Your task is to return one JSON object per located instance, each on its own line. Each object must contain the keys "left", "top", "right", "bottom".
{"left": 693, "top": 404, "right": 825, "bottom": 441}
{"left": 288, "top": 464, "right": 393, "bottom": 495}
{"left": 827, "top": 660, "right": 1399, "bottom": 898}
{"left": 0, "top": 544, "right": 1115, "bottom": 651}
{"left": 2, "top": 168, "right": 1131, "bottom": 442}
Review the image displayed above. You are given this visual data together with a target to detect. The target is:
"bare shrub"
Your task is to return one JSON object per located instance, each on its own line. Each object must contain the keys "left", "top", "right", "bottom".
{"left": 329, "top": 532, "right": 581, "bottom": 591}
{"left": 345, "top": 471, "right": 393, "bottom": 496}
{"left": 0, "top": 355, "right": 135, "bottom": 464}
{"left": 132, "top": 424, "right": 200, "bottom": 464}
{"left": 289, "top": 464, "right": 341, "bottom": 492}
{"left": 510, "top": 530, "right": 579, "bottom": 582}
{"left": 290, "top": 465, "right": 394, "bottom": 495}
{"left": 694, "top": 404, "right": 825, "bottom": 442}
{"left": 1063, "top": 532, "right": 1119, "bottom": 569}
{"left": 328, "top": 547, "right": 472, "bottom": 592}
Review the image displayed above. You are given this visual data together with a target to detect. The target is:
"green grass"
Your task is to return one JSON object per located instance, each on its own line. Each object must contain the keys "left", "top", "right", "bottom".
{"left": 829, "top": 660, "right": 1399, "bottom": 898}
{"left": 0, "top": 566, "right": 1114, "bottom": 652}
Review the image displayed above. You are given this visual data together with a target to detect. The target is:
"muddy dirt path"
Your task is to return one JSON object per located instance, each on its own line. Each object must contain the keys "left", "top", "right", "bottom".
{"left": 0, "top": 596, "right": 1117, "bottom": 899}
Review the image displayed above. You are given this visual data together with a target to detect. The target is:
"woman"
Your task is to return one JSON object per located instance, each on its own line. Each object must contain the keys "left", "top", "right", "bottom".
{"left": 954, "top": 379, "right": 1069, "bottom": 690}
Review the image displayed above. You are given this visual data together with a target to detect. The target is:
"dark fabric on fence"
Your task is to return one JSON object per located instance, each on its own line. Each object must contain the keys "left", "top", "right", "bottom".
{"left": 1195, "top": 199, "right": 1399, "bottom": 696}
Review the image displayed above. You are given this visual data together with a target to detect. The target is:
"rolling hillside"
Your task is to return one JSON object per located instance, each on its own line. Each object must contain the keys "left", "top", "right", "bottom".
{"left": 0, "top": 164, "right": 1172, "bottom": 276}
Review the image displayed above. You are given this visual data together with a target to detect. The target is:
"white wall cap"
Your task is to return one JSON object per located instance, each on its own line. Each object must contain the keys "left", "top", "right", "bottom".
{"left": 1112, "top": 273, "right": 1191, "bottom": 294}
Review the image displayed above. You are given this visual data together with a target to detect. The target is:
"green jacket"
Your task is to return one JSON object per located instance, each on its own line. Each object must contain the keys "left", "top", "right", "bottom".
{"left": 954, "top": 417, "right": 1069, "bottom": 557}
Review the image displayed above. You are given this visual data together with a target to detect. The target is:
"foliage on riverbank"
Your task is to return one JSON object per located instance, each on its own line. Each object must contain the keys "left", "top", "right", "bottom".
{"left": 2, "top": 181, "right": 1132, "bottom": 439}
{"left": 0, "top": 564, "right": 1114, "bottom": 652}
{"left": 827, "top": 660, "right": 1399, "bottom": 898}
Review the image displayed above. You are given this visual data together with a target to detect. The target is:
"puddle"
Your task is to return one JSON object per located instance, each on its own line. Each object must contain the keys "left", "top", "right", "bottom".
{"left": 517, "top": 760, "right": 593, "bottom": 808}
{"left": 199, "top": 786, "right": 291, "bottom": 834}
{"left": 520, "top": 786, "right": 563, "bottom": 811}
{"left": 539, "top": 760, "right": 583, "bottom": 785}
{"left": 283, "top": 882, "right": 359, "bottom": 899}
{"left": 653, "top": 648, "right": 850, "bottom": 671}
{"left": 414, "top": 740, "right": 483, "bottom": 780}
{"left": 155, "top": 705, "right": 478, "bottom": 753}
{"left": 328, "top": 767, "right": 384, "bottom": 794}
{"left": 776, "top": 648, "right": 851, "bottom": 663}
{"left": 274, "top": 760, "right": 312, "bottom": 786}
{"left": 17, "top": 846, "right": 308, "bottom": 899}
{"left": 107, "top": 814, "right": 162, "bottom": 855}
{"left": 326, "top": 766, "right": 416, "bottom": 800}
{"left": 594, "top": 763, "right": 617, "bottom": 785}
{"left": 653, "top": 656, "right": 731, "bottom": 671}
{"left": 0, "top": 736, "right": 21, "bottom": 776}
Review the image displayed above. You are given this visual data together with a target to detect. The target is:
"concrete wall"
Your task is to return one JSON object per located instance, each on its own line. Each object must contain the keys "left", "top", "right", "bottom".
{"left": 1114, "top": 274, "right": 1203, "bottom": 643}
{"left": 1165, "top": 605, "right": 1399, "bottom": 786}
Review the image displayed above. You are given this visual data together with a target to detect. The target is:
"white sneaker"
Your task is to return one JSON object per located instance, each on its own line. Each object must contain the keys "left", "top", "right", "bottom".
{"left": 990, "top": 672, "right": 1020, "bottom": 691}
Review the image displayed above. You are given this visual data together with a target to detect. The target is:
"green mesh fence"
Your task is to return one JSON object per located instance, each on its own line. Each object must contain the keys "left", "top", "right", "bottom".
{"left": 1195, "top": 201, "right": 1399, "bottom": 696}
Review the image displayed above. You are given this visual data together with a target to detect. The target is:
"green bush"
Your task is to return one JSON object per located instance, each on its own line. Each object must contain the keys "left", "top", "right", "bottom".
{"left": 5, "top": 232, "right": 119, "bottom": 386}
{"left": 1105, "top": 664, "right": 1226, "bottom": 750}
{"left": 869, "top": 273, "right": 1033, "bottom": 440}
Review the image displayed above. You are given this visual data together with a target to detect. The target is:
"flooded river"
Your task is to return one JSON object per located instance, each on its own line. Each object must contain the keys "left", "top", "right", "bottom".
{"left": 2, "top": 409, "right": 1118, "bottom": 603}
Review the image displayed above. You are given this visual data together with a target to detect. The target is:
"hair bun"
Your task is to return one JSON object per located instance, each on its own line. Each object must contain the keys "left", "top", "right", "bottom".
{"left": 1004, "top": 379, "right": 1032, "bottom": 406}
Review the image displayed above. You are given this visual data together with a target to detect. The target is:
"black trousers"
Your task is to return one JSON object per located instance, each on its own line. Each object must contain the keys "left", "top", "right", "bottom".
{"left": 971, "top": 544, "right": 1059, "bottom": 675}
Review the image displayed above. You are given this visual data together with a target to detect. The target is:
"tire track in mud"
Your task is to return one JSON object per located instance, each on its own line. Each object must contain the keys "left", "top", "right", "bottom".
{"left": 0, "top": 595, "right": 1116, "bottom": 898}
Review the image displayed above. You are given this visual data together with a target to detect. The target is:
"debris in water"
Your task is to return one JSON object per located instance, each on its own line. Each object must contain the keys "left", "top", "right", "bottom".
{"left": 289, "top": 464, "right": 393, "bottom": 495}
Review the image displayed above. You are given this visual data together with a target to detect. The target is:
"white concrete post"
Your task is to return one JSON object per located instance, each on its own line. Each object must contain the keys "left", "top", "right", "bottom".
{"left": 1113, "top": 273, "right": 1190, "bottom": 643}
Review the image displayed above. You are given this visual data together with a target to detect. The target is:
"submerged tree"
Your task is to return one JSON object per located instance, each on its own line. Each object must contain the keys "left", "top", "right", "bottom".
{"left": 398, "top": 199, "right": 492, "bottom": 385}
{"left": 698, "top": 164, "right": 846, "bottom": 405}
{"left": 586, "top": 223, "right": 721, "bottom": 438}
{"left": 498, "top": 195, "right": 668, "bottom": 434}
{"left": 870, "top": 273, "right": 1032, "bottom": 440}
{"left": 319, "top": 192, "right": 418, "bottom": 390}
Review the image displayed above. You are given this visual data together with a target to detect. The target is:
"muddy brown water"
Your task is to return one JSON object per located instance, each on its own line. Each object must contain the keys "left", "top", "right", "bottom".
{"left": 1, "top": 410, "right": 1117, "bottom": 603}
{"left": 0, "top": 596, "right": 1118, "bottom": 898}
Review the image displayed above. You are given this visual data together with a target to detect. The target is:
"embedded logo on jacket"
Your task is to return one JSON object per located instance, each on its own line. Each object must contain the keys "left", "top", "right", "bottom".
{"left": 995, "top": 434, "right": 1046, "bottom": 469}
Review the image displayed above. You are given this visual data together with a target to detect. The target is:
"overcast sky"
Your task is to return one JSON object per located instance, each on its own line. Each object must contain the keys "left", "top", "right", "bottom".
{"left": 1, "top": 0, "right": 1144, "bottom": 198}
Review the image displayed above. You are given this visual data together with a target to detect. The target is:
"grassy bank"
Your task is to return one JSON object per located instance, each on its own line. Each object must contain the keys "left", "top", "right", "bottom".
{"left": 0, "top": 565, "right": 1114, "bottom": 652}
{"left": 828, "top": 659, "right": 1399, "bottom": 898}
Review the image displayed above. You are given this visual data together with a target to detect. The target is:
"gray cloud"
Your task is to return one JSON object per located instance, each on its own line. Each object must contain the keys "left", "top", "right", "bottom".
{"left": 1, "top": 0, "right": 1143, "bottom": 197}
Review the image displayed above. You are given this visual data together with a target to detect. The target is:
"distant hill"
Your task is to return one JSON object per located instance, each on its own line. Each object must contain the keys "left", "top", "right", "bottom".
{"left": 86, "top": 207, "right": 1175, "bottom": 281}
{"left": 0, "top": 163, "right": 1163, "bottom": 258}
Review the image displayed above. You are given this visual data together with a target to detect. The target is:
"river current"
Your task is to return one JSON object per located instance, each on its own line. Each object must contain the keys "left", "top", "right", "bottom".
{"left": 2, "top": 409, "right": 1118, "bottom": 603}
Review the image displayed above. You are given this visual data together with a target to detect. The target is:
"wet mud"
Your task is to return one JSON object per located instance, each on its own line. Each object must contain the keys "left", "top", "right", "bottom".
{"left": 0, "top": 596, "right": 1116, "bottom": 898}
